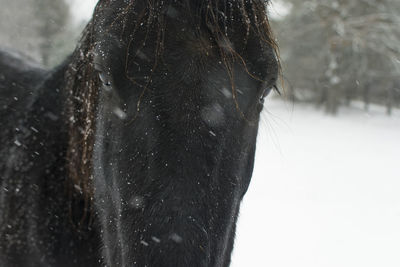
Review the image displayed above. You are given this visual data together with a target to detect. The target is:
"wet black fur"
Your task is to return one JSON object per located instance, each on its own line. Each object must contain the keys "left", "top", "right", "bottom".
{"left": 0, "top": 1, "right": 278, "bottom": 266}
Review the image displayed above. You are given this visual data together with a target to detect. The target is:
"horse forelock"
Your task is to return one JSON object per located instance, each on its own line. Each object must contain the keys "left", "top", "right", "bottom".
{"left": 64, "top": 0, "right": 279, "bottom": 216}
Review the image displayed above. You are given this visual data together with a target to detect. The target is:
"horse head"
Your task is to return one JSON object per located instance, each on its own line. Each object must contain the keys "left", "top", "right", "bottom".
{"left": 66, "top": 0, "right": 278, "bottom": 266}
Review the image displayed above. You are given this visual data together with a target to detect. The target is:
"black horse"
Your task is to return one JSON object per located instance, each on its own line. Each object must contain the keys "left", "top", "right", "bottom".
{"left": 0, "top": 1, "right": 279, "bottom": 266}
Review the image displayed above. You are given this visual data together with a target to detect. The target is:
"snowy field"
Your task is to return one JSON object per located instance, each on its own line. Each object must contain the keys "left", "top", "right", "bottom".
{"left": 232, "top": 98, "right": 400, "bottom": 267}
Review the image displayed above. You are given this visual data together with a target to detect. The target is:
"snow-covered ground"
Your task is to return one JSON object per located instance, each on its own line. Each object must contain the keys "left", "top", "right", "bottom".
{"left": 232, "top": 98, "right": 400, "bottom": 267}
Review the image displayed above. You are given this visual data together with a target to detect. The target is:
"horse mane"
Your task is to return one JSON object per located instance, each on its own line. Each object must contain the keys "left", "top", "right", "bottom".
{"left": 64, "top": 0, "right": 279, "bottom": 216}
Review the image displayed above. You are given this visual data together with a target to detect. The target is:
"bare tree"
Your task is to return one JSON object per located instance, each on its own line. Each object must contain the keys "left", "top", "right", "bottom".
{"left": 274, "top": 0, "right": 400, "bottom": 114}
{"left": 0, "top": 0, "right": 72, "bottom": 67}
{"left": 34, "top": 0, "right": 70, "bottom": 66}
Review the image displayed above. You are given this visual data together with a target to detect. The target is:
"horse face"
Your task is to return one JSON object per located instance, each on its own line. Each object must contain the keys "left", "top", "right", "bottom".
{"left": 92, "top": 2, "right": 278, "bottom": 266}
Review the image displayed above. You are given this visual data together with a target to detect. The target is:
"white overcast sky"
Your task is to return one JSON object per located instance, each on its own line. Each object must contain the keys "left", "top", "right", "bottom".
{"left": 69, "top": 0, "right": 98, "bottom": 23}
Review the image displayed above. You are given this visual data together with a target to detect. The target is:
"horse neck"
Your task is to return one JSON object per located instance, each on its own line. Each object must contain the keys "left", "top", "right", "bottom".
{"left": 1, "top": 59, "right": 71, "bottom": 184}
{"left": 27, "top": 61, "right": 71, "bottom": 169}
{"left": 0, "top": 57, "right": 101, "bottom": 265}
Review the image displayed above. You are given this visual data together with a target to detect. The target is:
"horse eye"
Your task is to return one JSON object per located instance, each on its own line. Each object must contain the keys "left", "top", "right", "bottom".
{"left": 259, "top": 86, "right": 273, "bottom": 103}
{"left": 259, "top": 84, "right": 279, "bottom": 104}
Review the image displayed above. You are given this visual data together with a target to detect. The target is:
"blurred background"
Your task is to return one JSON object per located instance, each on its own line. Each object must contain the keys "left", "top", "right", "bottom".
{"left": 1, "top": 0, "right": 399, "bottom": 113}
{"left": 1, "top": 1, "right": 399, "bottom": 266}
{"left": 272, "top": 0, "right": 400, "bottom": 115}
